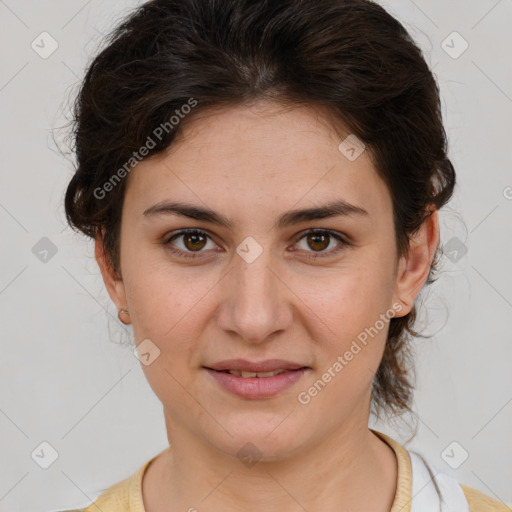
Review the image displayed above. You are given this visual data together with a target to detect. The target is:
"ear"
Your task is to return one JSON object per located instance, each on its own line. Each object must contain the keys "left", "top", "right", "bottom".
{"left": 95, "top": 230, "right": 128, "bottom": 311}
{"left": 392, "top": 208, "right": 440, "bottom": 317}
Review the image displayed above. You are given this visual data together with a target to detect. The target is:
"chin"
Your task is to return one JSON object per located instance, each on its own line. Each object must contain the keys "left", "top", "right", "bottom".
{"left": 203, "top": 413, "right": 312, "bottom": 462}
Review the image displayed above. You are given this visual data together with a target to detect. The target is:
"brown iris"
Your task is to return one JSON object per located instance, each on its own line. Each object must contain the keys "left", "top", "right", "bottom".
{"left": 306, "top": 232, "right": 330, "bottom": 252}
{"left": 183, "top": 232, "right": 208, "bottom": 251}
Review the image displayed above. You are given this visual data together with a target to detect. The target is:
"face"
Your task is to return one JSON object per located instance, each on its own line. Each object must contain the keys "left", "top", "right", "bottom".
{"left": 98, "top": 100, "right": 436, "bottom": 460}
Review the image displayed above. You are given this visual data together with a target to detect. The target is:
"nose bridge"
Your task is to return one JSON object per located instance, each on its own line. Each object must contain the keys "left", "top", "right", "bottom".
{"left": 221, "top": 240, "right": 290, "bottom": 342}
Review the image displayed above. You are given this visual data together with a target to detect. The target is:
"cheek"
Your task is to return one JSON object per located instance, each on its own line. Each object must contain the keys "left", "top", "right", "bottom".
{"left": 303, "top": 257, "right": 395, "bottom": 339}
{"left": 299, "top": 257, "right": 396, "bottom": 393}
{"left": 123, "top": 253, "right": 210, "bottom": 334}
{"left": 294, "top": 276, "right": 394, "bottom": 422}
{"left": 124, "top": 266, "right": 206, "bottom": 404}
{"left": 123, "top": 260, "right": 218, "bottom": 387}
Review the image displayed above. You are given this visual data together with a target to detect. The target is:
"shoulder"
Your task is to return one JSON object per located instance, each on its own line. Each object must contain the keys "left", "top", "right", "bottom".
{"left": 87, "top": 478, "right": 131, "bottom": 511}
{"left": 83, "top": 471, "right": 137, "bottom": 512}
{"left": 57, "top": 453, "right": 161, "bottom": 512}
{"left": 371, "top": 429, "right": 511, "bottom": 512}
{"left": 57, "top": 466, "right": 142, "bottom": 512}
{"left": 460, "top": 484, "right": 512, "bottom": 512}
{"left": 54, "top": 477, "right": 132, "bottom": 512}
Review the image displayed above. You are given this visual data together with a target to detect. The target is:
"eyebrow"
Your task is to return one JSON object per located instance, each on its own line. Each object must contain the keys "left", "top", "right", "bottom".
{"left": 142, "top": 199, "right": 369, "bottom": 229}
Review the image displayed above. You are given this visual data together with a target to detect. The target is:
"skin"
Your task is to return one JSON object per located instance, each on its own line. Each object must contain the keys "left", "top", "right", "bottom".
{"left": 96, "top": 99, "right": 439, "bottom": 512}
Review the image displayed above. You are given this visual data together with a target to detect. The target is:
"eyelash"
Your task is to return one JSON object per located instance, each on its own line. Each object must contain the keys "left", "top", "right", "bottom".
{"left": 163, "top": 228, "right": 349, "bottom": 260}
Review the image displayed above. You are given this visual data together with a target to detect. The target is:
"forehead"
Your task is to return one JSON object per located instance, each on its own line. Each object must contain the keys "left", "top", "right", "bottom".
{"left": 124, "top": 101, "right": 393, "bottom": 224}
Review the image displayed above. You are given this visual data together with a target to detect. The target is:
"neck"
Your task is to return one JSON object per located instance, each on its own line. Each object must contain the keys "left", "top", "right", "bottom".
{"left": 143, "top": 414, "right": 398, "bottom": 512}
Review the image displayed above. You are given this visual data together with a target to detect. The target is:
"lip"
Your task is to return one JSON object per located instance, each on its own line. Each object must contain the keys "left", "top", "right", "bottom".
{"left": 203, "top": 359, "right": 310, "bottom": 399}
{"left": 205, "top": 359, "right": 307, "bottom": 373}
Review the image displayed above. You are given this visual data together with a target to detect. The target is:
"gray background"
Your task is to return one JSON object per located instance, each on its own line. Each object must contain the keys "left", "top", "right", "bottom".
{"left": 0, "top": 1, "right": 511, "bottom": 510}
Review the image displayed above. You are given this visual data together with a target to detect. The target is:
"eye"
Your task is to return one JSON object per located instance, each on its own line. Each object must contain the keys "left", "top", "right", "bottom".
{"left": 163, "top": 228, "right": 349, "bottom": 260}
{"left": 292, "top": 229, "right": 349, "bottom": 259}
{"left": 164, "top": 229, "right": 218, "bottom": 259}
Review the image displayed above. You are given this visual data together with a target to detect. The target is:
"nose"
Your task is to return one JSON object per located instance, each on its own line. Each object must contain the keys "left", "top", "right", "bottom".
{"left": 215, "top": 244, "right": 293, "bottom": 344}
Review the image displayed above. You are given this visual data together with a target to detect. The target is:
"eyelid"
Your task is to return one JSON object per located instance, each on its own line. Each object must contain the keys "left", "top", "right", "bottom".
{"left": 293, "top": 227, "right": 348, "bottom": 243}
{"left": 163, "top": 228, "right": 216, "bottom": 245}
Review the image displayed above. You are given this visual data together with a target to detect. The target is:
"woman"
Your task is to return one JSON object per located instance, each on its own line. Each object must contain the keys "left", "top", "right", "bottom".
{"left": 62, "top": 0, "right": 509, "bottom": 510}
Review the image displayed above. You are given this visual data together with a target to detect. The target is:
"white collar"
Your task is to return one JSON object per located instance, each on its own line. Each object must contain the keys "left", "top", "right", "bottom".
{"left": 409, "top": 451, "right": 470, "bottom": 512}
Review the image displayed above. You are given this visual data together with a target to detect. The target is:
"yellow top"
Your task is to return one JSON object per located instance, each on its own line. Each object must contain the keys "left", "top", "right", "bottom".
{"left": 63, "top": 430, "right": 510, "bottom": 512}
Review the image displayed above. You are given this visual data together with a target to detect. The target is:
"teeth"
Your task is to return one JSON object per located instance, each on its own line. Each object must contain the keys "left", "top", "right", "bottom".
{"left": 227, "top": 369, "right": 286, "bottom": 378}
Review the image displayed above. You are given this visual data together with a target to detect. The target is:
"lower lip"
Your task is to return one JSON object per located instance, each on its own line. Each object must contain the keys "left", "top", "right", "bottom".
{"left": 204, "top": 368, "right": 308, "bottom": 399}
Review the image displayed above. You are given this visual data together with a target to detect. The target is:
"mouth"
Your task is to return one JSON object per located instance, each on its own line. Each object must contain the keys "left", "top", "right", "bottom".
{"left": 203, "top": 359, "right": 310, "bottom": 399}
{"left": 204, "top": 358, "right": 309, "bottom": 373}
{"left": 213, "top": 369, "right": 291, "bottom": 378}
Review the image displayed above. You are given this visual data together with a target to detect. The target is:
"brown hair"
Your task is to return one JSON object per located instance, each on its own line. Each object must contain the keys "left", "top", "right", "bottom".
{"left": 64, "top": 0, "right": 456, "bottom": 418}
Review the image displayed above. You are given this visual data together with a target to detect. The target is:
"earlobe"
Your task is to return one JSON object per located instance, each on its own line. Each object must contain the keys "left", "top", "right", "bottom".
{"left": 94, "top": 231, "right": 128, "bottom": 313}
{"left": 392, "top": 208, "right": 440, "bottom": 316}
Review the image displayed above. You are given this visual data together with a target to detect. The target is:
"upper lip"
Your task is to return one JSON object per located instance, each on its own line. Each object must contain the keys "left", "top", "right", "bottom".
{"left": 205, "top": 359, "right": 308, "bottom": 372}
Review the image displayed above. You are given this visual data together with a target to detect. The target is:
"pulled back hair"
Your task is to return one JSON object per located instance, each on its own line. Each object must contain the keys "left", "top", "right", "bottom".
{"left": 64, "top": 0, "right": 456, "bottom": 418}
